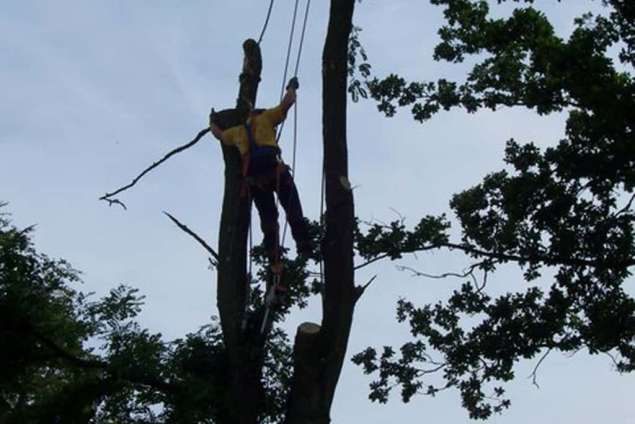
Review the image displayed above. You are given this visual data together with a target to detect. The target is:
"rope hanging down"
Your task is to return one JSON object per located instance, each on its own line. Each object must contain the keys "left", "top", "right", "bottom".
{"left": 276, "top": 0, "right": 311, "bottom": 142}
{"left": 279, "top": 0, "right": 311, "bottom": 246}
{"left": 257, "top": 0, "right": 275, "bottom": 44}
{"left": 278, "top": 0, "right": 301, "bottom": 102}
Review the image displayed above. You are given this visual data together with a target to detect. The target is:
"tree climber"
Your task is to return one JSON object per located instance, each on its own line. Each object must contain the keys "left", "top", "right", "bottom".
{"left": 209, "top": 77, "right": 311, "bottom": 264}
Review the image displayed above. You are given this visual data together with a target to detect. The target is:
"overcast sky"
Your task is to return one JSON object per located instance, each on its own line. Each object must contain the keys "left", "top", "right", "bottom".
{"left": 1, "top": 1, "right": 633, "bottom": 423}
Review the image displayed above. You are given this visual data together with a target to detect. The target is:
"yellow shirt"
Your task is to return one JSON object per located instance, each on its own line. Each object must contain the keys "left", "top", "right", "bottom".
{"left": 221, "top": 105, "right": 286, "bottom": 155}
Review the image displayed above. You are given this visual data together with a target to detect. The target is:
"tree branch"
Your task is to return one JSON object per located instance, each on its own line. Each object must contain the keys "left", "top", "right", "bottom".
{"left": 354, "top": 274, "right": 377, "bottom": 301}
{"left": 99, "top": 127, "right": 210, "bottom": 207}
{"left": 355, "top": 242, "right": 635, "bottom": 271}
{"left": 163, "top": 211, "right": 219, "bottom": 264}
{"left": 528, "top": 348, "right": 552, "bottom": 389}
{"left": 354, "top": 253, "right": 390, "bottom": 270}
{"left": 33, "top": 330, "right": 105, "bottom": 369}
{"left": 396, "top": 263, "right": 483, "bottom": 280}
{"left": 441, "top": 242, "right": 635, "bottom": 268}
{"left": 32, "top": 330, "right": 179, "bottom": 394}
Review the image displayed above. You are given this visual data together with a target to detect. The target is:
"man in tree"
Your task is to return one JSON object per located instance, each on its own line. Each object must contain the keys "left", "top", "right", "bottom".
{"left": 209, "top": 77, "right": 312, "bottom": 264}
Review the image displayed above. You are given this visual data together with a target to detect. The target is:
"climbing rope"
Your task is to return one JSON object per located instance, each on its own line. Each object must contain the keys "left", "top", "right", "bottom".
{"left": 278, "top": 0, "right": 301, "bottom": 102}
{"left": 276, "top": 0, "right": 310, "bottom": 143}
{"left": 280, "top": 0, "right": 311, "bottom": 246}
{"left": 293, "top": 0, "right": 311, "bottom": 78}
{"left": 257, "top": 0, "right": 275, "bottom": 45}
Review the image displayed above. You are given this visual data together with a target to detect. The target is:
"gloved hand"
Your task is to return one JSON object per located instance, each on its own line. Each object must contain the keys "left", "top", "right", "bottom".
{"left": 286, "top": 77, "right": 299, "bottom": 91}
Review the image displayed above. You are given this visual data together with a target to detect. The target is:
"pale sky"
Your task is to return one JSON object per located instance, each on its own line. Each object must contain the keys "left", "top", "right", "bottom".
{"left": 1, "top": 1, "right": 633, "bottom": 423}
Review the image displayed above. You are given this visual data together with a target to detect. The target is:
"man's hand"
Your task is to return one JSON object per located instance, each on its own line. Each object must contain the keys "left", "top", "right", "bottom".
{"left": 281, "top": 78, "right": 299, "bottom": 112}
{"left": 286, "top": 77, "right": 299, "bottom": 91}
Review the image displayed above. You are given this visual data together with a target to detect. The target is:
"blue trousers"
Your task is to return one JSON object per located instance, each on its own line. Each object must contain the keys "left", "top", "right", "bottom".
{"left": 249, "top": 165, "right": 309, "bottom": 254}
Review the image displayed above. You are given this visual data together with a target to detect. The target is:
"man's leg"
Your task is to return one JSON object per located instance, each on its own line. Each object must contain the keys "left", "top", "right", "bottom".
{"left": 276, "top": 166, "right": 310, "bottom": 253}
{"left": 251, "top": 183, "right": 280, "bottom": 260}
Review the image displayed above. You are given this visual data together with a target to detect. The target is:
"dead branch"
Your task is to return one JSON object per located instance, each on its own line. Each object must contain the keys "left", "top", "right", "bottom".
{"left": 99, "top": 127, "right": 210, "bottom": 206}
{"left": 397, "top": 263, "right": 482, "bottom": 280}
{"left": 528, "top": 348, "right": 552, "bottom": 389}
{"left": 354, "top": 274, "right": 377, "bottom": 301}
{"left": 163, "top": 211, "right": 219, "bottom": 264}
{"left": 103, "top": 198, "right": 128, "bottom": 210}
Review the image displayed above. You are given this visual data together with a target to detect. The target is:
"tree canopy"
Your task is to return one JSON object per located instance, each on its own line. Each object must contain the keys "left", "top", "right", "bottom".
{"left": 350, "top": 0, "right": 634, "bottom": 418}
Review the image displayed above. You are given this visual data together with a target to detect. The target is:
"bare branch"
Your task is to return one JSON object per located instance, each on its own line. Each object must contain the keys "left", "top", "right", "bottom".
{"left": 354, "top": 253, "right": 389, "bottom": 270}
{"left": 616, "top": 193, "right": 635, "bottom": 216}
{"left": 163, "top": 211, "right": 219, "bottom": 264}
{"left": 528, "top": 348, "right": 552, "bottom": 389}
{"left": 104, "top": 198, "right": 128, "bottom": 210}
{"left": 396, "top": 263, "right": 481, "bottom": 280}
{"left": 354, "top": 274, "right": 377, "bottom": 301}
{"left": 416, "top": 363, "right": 446, "bottom": 376}
{"left": 388, "top": 207, "right": 406, "bottom": 223}
{"left": 397, "top": 261, "right": 491, "bottom": 293}
{"left": 99, "top": 127, "right": 210, "bottom": 205}
{"left": 354, "top": 246, "right": 438, "bottom": 270}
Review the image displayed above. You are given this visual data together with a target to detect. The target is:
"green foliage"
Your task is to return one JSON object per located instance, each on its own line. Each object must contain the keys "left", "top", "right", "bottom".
{"left": 0, "top": 207, "right": 297, "bottom": 423}
{"left": 348, "top": 25, "right": 372, "bottom": 102}
{"left": 355, "top": 216, "right": 451, "bottom": 261}
{"left": 350, "top": 0, "right": 635, "bottom": 419}
{"left": 363, "top": 0, "right": 633, "bottom": 122}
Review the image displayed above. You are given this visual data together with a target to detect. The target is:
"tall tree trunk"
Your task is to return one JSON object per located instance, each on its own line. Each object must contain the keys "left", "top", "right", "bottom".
{"left": 215, "top": 4, "right": 356, "bottom": 420}
{"left": 285, "top": 1, "right": 357, "bottom": 422}
{"left": 215, "top": 39, "right": 266, "bottom": 424}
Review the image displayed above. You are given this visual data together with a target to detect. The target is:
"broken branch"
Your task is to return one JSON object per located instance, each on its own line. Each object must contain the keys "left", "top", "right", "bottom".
{"left": 163, "top": 211, "right": 219, "bottom": 264}
{"left": 99, "top": 127, "right": 210, "bottom": 205}
{"left": 354, "top": 274, "right": 377, "bottom": 301}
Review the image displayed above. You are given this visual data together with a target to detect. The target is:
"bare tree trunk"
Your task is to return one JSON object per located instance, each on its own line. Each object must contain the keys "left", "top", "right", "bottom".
{"left": 215, "top": 39, "right": 266, "bottom": 424}
{"left": 215, "top": 4, "right": 356, "bottom": 420}
{"left": 285, "top": 1, "right": 357, "bottom": 422}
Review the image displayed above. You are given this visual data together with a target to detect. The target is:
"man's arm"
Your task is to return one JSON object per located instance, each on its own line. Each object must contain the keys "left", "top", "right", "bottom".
{"left": 281, "top": 87, "right": 297, "bottom": 113}
{"left": 280, "top": 77, "right": 299, "bottom": 113}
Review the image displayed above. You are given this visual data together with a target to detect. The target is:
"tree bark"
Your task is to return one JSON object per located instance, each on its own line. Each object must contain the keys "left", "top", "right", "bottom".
{"left": 285, "top": 1, "right": 357, "bottom": 422}
{"left": 215, "top": 39, "right": 266, "bottom": 424}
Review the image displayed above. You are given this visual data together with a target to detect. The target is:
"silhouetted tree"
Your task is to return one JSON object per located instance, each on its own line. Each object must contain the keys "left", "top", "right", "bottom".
{"left": 2, "top": 1, "right": 633, "bottom": 422}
